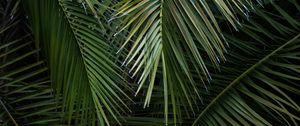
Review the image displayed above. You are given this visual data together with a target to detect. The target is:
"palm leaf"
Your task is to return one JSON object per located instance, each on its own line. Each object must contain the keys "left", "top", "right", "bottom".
{"left": 193, "top": 1, "right": 300, "bottom": 125}
{"left": 4, "top": 0, "right": 298, "bottom": 125}
{"left": 107, "top": 0, "right": 265, "bottom": 124}
{"left": 23, "top": 0, "right": 133, "bottom": 125}
{"left": 1, "top": 0, "right": 60, "bottom": 125}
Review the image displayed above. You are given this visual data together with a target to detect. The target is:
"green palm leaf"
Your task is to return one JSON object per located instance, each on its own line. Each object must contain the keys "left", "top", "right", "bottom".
{"left": 108, "top": 0, "right": 263, "bottom": 123}
{"left": 1, "top": 1, "right": 60, "bottom": 125}
{"left": 2, "top": 0, "right": 299, "bottom": 125}
{"left": 23, "top": 0, "right": 133, "bottom": 125}
{"left": 194, "top": 1, "right": 300, "bottom": 125}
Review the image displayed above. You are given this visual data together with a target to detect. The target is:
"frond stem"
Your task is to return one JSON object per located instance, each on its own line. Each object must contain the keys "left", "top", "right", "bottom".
{"left": 193, "top": 33, "right": 300, "bottom": 125}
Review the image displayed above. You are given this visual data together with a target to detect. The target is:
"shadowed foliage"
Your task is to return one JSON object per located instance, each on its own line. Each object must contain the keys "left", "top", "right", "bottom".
{"left": 1, "top": 0, "right": 300, "bottom": 125}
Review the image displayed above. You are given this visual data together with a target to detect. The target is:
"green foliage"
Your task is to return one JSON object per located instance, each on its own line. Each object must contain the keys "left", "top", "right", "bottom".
{"left": 192, "top": 1, "right": 300, "bottom": 125}
{"left": 23, "top": 0, "right": 133, "bottom": 125}
{"left": 1, "top": 0, "right": 300, "bottom": 125}
{"left": 0, "top": 0, "right": 60, "bottom": 125}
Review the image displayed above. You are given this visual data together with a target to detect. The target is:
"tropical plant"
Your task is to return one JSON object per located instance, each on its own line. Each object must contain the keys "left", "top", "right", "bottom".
{"left": 1, "top": 0, "right": 300, "bottom": 125}
{"left": 0, "top": 0, "right": 61, "bottom": 125}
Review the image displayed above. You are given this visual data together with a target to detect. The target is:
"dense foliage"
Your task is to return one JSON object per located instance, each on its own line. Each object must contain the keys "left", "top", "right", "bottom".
{"left": 1, "top": 0, "right": 300, "bottom": 125}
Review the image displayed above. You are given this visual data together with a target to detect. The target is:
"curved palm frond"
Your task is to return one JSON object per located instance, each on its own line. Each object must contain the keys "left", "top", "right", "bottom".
{"left": 106, "top": 0, "right": 265, "bottom": 124}
{"left": 113, "top": 0, "right": 252, "bottom": 97}
{"left": 3, "top": 0, "right": 298, "bottom": 125}
{"left": 23, "top": 0, "right": 133, "bottom": 125}
{"left": 63, "top": 0, "right": 284, "bottom": 125}
{"left": 193, "top": 1, "right": 300, "bottom": 125}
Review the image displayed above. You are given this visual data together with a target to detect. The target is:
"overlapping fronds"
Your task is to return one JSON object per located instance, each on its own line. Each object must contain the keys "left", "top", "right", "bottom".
{"left": 0, "top": 0, "right": 60, "bottom": 125}
{"left": 113, "top": 0, "right": 255, "bottom": 100}
{"left": 193, "top": 1, "right": 300, "bottom": 125}
{"left": 23, "top": 0, "right": 133, "bottom": 125}
{"left": 1, "top": 0, "right": 299, "bottom": 125}
{"left": 109, "top": 0, "right": 269, "bottom": 124}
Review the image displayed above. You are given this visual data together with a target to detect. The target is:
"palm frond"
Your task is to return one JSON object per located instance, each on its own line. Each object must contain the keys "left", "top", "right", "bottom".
{"left": 9, "top": 0, "right": 300, "bottom": 125}
{"left": 74, "top": 0, "right": 279, "bottom": 124}
{"left": 193, "top": 1, "right": 300, "bottom": 125}
{"left": 110, "top": 0, "right": 269, "bottom": 124}
{"left": 1, "top": 0, "right": 60, "bottom": 125}
{"left": 23, "top": 0, "right": 134, "bottom": 125}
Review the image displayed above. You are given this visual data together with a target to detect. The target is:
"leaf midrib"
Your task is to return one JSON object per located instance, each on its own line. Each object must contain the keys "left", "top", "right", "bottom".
{"left": 193, "top": 33, "right": 300, "bottom": 125}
